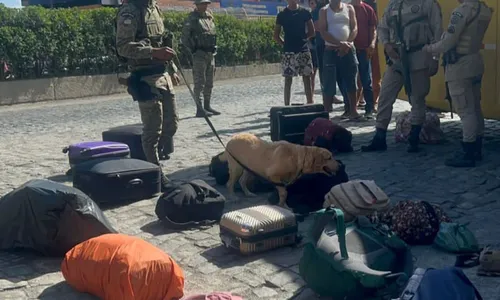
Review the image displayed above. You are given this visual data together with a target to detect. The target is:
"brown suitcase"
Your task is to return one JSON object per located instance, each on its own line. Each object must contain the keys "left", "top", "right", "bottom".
{"left": 219, "top": 205, "right": 299, "bottom": 254}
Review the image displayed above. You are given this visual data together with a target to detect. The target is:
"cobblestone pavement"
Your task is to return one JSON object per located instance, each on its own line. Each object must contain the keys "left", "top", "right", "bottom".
{"left": 1, "top": 75, "right": 500, "bottom": 299}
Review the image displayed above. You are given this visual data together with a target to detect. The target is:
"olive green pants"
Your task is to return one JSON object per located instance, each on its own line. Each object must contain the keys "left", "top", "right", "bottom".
{"left": 192, "top": 50, "right": 215, "bottom": 105}
{"left": 448, "top": 77, "right": 484, "bottom": 142}
{"left": 139, "top": 74, "right": 179, "bottom": 165}
{"left": 376, "top": 66, "right": 430, "bottom": 130}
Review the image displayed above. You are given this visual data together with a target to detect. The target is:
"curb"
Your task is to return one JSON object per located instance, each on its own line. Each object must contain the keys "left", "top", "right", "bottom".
{"left": 0, "top": 63, "right": 281, "bottom": 106}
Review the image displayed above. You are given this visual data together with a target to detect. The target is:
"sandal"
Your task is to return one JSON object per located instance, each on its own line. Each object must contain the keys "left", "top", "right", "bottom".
{"left": 455, "top": 253, "right": 480, "bottom": 269}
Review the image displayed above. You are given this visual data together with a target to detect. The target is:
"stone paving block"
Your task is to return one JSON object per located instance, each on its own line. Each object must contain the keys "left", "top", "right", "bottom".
{"left": 1, "top": 75, "right": 500, "bottom": 299}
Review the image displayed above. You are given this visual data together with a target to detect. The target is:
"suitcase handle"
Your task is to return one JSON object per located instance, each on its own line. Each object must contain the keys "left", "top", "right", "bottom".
{"left": 80, "top": 144, "right": 128, "bottom": 155}
{"left": 127, "top": 178, "right": 143, "bottom": 187}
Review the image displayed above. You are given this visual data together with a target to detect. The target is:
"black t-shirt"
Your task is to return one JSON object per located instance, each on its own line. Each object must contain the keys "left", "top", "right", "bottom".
{"left": 276, "top": 7, "right": 312, "bottom": 53}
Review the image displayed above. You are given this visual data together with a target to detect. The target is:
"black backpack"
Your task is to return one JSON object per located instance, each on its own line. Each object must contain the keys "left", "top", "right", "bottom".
{"left": 155, "top": 179, "right": 225, "bottom": 228}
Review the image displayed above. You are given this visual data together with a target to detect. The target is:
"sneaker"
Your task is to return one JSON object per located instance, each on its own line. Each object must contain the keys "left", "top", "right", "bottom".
{"left": 364, "top": 111, "right": 374, "bottom": 119}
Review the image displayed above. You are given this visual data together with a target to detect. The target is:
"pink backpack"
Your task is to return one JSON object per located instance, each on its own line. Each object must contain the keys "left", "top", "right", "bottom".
{"left": 181, "top": 292, "right": 243, "bottom": 300}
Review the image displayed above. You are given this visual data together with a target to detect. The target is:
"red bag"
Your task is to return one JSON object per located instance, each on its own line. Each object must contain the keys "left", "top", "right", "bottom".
{"left": 304, "top": 118, "right": 353, "bottom": 152}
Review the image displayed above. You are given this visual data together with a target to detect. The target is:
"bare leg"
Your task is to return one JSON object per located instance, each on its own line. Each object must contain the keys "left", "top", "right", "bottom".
{"left": 303, "top": 75, "right": 313, "bottom": 104}
{"left": 284, "top": 77, "right": 293, "bottom": 106}
{"left": 311, "top": 68, "right": 317, "bottom": 94}
{"left": 348, "top": 91, "right": 361, "bottom": 118}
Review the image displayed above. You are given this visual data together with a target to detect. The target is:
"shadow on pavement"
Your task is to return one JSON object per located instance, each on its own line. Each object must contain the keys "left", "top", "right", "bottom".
{"left": 0, "top": 249, "right": 62, "bottom": 282}
{"left": 196, "top": 123, "right": 270, "bottom": 139}
{"left": 39, "top": 281, "right": 98, "bottom": 300}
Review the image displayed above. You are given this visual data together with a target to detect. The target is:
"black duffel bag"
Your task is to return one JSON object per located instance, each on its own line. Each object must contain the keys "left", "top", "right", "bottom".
{"left": 268, "top": 160, "right": 349, "bottom": 215}
{"left": 155, "top": 179, "right": 225, "bottom": 228}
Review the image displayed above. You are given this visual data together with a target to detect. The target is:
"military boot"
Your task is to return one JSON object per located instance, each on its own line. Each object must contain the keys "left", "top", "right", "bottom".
{"left": 475, "top": 136, "right": 483, "bottom": 161}
{"left": 204, "top": 98, "right": 220, "bottom": 115}
{"left": 196, "top": 103, "right": 213, "bottom": 118}
{"left": 407, "top": 125, "right": 422, "bottom": 153}
{"left": 361, "top": 128, "right": 387, "bottom": 152}
{"left": 444, "top": 142, "right": 476, "bottom": 168}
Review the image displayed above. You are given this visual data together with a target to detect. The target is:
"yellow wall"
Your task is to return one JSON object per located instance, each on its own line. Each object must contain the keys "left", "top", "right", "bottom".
{"left": 376, "top": 0, "right": 498, "bottom": 120}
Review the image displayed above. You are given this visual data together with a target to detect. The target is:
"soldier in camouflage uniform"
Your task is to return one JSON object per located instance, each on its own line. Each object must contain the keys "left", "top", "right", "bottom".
{"left": 115, "top": 0, "right": 180, "bottom": 189}
{"left": 181, "top": 0, "right": 220, "bottom": 118}
{"left": 423, "top": 0, "right": 492, "bottom": 167}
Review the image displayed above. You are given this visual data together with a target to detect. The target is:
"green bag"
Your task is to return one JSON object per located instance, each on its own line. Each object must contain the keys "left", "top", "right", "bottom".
{"left": 299, "top": 207, "right": 413, "bottom": 299}
{"left": 434, "top": 222, "right": 480, "bottom": 254}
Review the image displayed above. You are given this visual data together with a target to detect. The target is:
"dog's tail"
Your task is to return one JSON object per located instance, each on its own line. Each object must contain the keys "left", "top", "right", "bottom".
{"left": 218, "top": 151, "right": 228, "bottom": 162}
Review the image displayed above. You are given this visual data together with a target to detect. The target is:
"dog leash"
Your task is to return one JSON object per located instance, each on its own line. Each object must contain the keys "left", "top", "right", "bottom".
{"left": 173, "top": 54, "right": 293, "bottom": 188}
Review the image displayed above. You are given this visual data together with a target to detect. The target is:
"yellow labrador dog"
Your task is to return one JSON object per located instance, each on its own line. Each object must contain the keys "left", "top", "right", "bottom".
{"left": 219, "top": 133, "right": 340, "bottom": 208}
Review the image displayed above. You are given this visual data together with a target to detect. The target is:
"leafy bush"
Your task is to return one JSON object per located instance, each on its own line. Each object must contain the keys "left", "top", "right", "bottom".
{"left": 0, "top": 4, "right": 280, "bottom": 80}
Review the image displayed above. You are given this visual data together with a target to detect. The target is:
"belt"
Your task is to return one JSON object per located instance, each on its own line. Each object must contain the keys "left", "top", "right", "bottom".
{"left": 131, "top": 65, "right": 166, "bottom": 78}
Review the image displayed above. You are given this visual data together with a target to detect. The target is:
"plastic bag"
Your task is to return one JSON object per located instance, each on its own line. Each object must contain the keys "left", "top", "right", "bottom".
{"left": 434, "top": 222, "right": 480, "bottom": 253}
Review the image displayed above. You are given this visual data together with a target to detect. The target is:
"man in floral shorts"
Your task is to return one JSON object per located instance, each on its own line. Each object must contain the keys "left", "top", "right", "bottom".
{"left": 273, "top": 0, "right": 315, "bottom": 105}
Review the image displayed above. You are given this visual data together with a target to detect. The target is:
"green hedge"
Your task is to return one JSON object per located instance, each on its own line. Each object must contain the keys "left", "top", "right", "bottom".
{"left": 0, "top": 5, "right": 281, "bottom": 80}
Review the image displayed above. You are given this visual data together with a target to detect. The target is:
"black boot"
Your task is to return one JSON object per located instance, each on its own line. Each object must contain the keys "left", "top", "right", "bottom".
{"left": 475, "top": 136, "right": 483, "bottom": 161}
{"left": 159, "top": 137, "right": 174, "bottom": 161}
{"left": 361, "top": 128, "right": 387, "bottom": 152}
{"left": 407, "top": 125, "right": 422, "bottom": 153}
{"left": 444, "top": 142, "right": 476, "bottom": 168}
{"left": 160, "top": 171, "right": 171, "bottom": 192}
{"left": 196, "top": 105, "right": 213, "bottom": 118}
{"left": 204, "top": 99, "right": 221, "bottom": 115}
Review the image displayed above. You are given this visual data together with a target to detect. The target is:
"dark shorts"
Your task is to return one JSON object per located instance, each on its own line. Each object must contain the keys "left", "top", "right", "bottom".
{"left": 322, "top": 48, "right": 358, "bottom": 97}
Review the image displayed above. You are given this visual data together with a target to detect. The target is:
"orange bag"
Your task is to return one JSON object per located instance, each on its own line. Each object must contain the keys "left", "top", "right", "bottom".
{"left": 61, "top": 233, "right": 185, "bottom": 300}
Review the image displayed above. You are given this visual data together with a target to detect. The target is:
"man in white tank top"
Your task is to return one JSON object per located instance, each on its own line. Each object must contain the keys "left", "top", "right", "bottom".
{"left": 318, "top": 0, "right": 364, "bottom": 120}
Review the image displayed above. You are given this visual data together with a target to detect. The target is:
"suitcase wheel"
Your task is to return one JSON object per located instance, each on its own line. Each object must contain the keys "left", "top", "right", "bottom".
{"left": 62, "top": 146, "right": 69, "bottom": 154}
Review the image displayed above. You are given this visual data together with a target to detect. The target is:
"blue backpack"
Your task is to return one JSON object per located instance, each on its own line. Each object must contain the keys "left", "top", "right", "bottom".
{"left": 397, "top": 267, "right": 482, "bottom": 300}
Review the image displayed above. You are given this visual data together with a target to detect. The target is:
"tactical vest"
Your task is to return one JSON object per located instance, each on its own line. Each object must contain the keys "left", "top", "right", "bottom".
{"left": 189, "top": 11, "right": 217, "bottom": 51}
{"left": 456, "top": 1, "right": 492, "bottom": 55}
{"left": 388, "top": 0, "right": 432, "bottom": 50}
{"left": 114, "top": 3, "right": 168, "bottom": 69}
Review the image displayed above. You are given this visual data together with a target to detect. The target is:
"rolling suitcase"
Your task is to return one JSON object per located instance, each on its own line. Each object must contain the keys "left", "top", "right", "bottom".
{"left": 62, "top": 141, "right": 130, "bottom": 168}
{"left": 72, "top": 157, "right": 161, "bottom": 205}
{"left": 101, "top": 124, "right": 173, "bottom": 161}
{"left": 219, "top": 205, "right": 299, "bottom": 254}
{"left": 270, "top": 104, "right": 326, "bottom": 143}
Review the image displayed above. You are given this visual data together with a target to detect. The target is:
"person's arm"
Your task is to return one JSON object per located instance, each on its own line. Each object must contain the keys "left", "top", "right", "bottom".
{"left": 346, "top": 4, "right": 358, "bottom": 42}
{"left": 368, "top": 6, "right": 378, "bottom": 48}
{"left": 306, "top": 11, "right": 315, "bottom": 40}
{"left": 273, "top": 13, "right": 284, "bottom": 46}
{"left": 116, "top": 6, "right": 153, "bottom": 59}
{"left": 424, "top": 6, "right": 467, "bottom": 54}
{"left": 319, "top": 7, "right": 341, "bottom": 46}
{"left": 181, "top": 14, "right": 195, "bottom": 52}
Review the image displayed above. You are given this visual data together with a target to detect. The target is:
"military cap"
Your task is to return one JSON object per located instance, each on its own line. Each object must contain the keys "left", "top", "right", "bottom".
{"left": 194, "top": 0, "right": 211, "bottom": 4}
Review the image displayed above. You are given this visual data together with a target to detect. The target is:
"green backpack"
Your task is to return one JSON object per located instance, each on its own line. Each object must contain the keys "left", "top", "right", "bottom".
{"left": 299, "top": 207, "right": 414, "bottom": 299}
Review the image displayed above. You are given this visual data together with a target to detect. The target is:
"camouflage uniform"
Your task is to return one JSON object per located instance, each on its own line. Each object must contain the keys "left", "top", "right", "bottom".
{"left": 361, "top": 0, "right": 443, "bottom": 153}
{"left": 115, "top": 0, "right": 179, "bottom": 173}
{"left": 424, "top": 0, "right": 492, "bottom": 167}
{"left": 181, "top": 0, "right": 219, "bottom": 117}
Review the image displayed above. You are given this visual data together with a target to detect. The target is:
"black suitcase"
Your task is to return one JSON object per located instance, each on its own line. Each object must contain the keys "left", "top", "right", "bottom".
{"left": 101, "top": 124, "right": 173, "bottom": 161}
{"left": 72, "top": 157, "right": 161, "bottom": 205}
{"left": 270, "top": 104, "right": 326, "bottom": 142}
